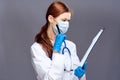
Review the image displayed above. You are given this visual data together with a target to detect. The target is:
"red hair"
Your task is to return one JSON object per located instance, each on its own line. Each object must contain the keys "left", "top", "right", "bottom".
{"left": 35, "top": 1, "right": 71, "bottom": 58}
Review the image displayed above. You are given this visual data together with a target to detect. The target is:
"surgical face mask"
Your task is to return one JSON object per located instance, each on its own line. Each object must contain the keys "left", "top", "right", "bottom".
{"left": 53, "top": 21, "right": 69, "bottom": 34}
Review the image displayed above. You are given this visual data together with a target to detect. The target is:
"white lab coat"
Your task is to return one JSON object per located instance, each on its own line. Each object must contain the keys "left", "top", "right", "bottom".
{"left": 30, "top": 40, "right": 81, "bottom": 80}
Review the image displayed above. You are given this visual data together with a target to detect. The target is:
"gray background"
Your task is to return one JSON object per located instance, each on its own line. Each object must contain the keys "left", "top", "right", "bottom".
{"left": 0, "top": 0, "right": 120, "bottom": 80}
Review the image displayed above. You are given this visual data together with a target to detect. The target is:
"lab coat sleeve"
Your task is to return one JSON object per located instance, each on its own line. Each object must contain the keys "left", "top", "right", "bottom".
{"left": 71, "top": 43, "right": 86, "bottom": 80}
{"left": 30, "top": 43, "right": 65, "bottom": 80}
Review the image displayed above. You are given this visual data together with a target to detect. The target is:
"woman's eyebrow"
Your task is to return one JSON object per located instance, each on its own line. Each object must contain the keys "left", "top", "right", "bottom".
{"left": 62, "top": 18, "right": 71, "bottom": 21}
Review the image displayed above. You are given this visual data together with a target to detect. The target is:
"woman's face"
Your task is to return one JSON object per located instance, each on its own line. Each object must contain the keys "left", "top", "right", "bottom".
{"left": 48, "top": 12, "right": 71, "bottom": 34}
{"left": 52, "top": 12, "right": 71, "bottom": 34}
{"left": 55, "top": 12, "right": 71, "bottom": 24}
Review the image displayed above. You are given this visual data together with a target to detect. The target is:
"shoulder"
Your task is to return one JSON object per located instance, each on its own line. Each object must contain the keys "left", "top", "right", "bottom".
{"left": 31, "top": 42, "right": 42, "bottom": 49}
{"left": 30, "top": 42, "right": 47, "bottom": 57}
{"left": 31, "top": 42, "right": 44, "bottom": 53}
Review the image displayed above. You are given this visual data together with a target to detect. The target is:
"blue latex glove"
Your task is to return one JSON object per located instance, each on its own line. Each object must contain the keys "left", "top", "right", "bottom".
{"left": 74, "top": 62, "right": 87, "bottom": 78}
{"left": 53, "top": 33, "right": 66, "bottom": 53}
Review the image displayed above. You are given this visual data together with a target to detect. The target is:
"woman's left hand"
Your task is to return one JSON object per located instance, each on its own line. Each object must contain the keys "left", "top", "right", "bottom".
{"left": 74, "top": 62, "right": 87, "bottom": 78}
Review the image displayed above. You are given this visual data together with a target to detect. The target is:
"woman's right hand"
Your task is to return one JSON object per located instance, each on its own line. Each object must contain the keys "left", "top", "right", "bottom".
{"left": 53, "top": 33, "right": 66, "bottom": 53}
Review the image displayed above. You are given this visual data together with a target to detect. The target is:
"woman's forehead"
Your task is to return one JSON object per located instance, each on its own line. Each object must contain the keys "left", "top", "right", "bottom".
{"left": 57, "top": 12, "right": 71, "bottom": 20}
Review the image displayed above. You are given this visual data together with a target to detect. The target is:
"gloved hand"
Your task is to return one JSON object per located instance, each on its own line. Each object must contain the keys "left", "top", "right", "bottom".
{"left": 74, "top": 62, "right": 87, "bottom": 78}
{"left": 53, "top": 33, "right": 66, "bottom": 53}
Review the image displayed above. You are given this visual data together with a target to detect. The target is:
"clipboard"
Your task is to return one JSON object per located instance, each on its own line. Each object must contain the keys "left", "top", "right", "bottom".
{"left": 79, "top": 28, "right": 104, "bottom": 67}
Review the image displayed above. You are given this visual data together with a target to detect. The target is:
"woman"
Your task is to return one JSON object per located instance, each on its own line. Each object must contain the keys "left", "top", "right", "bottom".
{"left": 31, "top": 1, "right": 87, "bottom": 80}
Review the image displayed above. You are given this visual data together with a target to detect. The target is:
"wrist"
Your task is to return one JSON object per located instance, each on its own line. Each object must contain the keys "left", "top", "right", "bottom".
{"left": 53, "top": 50, "right": 58, "bottom": 53}
{"left": 53, "top": 46, "right": 61, "bottom": 53}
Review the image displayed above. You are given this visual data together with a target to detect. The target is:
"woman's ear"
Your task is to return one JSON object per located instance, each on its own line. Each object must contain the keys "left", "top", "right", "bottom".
{"left": 48, "top": 15, "right": 54, "bottom": 23}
